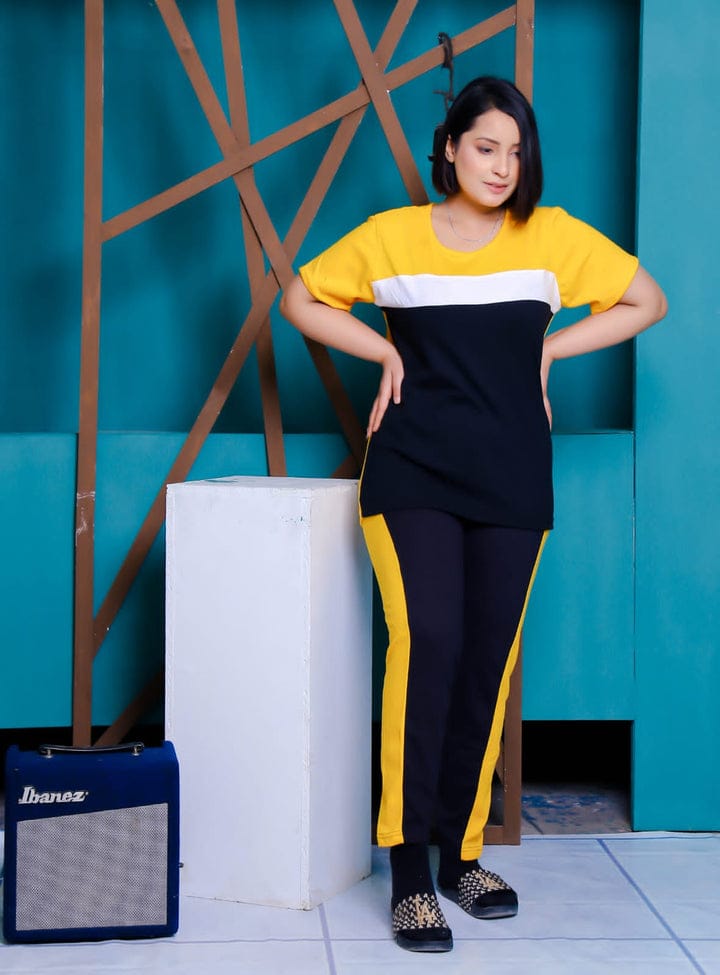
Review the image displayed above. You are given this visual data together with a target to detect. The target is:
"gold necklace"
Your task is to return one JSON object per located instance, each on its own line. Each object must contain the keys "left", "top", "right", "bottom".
{"left": 446, "top": 208, "right": 502, "bottom": 245}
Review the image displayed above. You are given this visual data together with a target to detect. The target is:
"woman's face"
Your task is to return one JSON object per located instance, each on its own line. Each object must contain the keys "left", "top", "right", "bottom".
{"left": 445, "top": 108, "right": 521, "bottom": 210}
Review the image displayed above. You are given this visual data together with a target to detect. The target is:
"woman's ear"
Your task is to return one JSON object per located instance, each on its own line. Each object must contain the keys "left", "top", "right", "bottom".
{"left": 445, "top": 136, "right": 455, "bottom": 163}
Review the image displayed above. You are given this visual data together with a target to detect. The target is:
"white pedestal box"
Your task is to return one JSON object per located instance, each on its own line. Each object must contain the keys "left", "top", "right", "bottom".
{"left": 165, "top": 476, "right": 373, "bottom": 909}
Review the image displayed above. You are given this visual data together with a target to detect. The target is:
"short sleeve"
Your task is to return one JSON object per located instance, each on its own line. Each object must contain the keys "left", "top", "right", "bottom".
{"left": 299, "top": 216, "right": 379, "bottom": 311}
{"left": 550, "top": 208, "right": 639, "bottom": 314}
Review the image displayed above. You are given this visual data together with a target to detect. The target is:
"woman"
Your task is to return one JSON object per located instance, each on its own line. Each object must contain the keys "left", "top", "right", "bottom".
{"left": 280, "top": 76, "right": 666, "bottom": 953}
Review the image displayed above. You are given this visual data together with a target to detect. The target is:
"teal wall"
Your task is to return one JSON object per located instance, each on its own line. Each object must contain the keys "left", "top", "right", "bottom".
{"left": 1, "top": 0, "right": 641, "bottom": 729}
{"left": 4, "top": 0, "right": 715, "bottom": 833}
{"left": 0, "top": 436, "right": 75, "bottom": 727}
{"left": 633, "top": 0, "right": 720, "bottom": 829}
{"left": 524, "top": 434, "right": 635, "bottom": 721}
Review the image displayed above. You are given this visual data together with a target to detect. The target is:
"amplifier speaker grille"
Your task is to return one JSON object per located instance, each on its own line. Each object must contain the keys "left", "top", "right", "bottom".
{"left": 15, "top": 803, "right": 169, "bottom": 931}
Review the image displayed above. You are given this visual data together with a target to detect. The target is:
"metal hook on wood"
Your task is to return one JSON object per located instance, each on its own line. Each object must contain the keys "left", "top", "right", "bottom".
{"left": 433, "top": 31, "right": 455, "bottom": 113}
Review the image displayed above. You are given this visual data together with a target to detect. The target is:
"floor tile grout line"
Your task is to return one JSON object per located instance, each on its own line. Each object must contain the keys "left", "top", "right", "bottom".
{"left": 318, "top": 902, "right": 338, "bottom": 975}
{"left": 324, "top": 935, "right": 720, "bottom": 943}
{"left": 519, "top": 832, "right": 720, "bottom": 843}
{"left": 597, "top": 838, "right": 707, "bottom": 975}
{"left": 0, "top": 936, "right": 327, "bottom": 950}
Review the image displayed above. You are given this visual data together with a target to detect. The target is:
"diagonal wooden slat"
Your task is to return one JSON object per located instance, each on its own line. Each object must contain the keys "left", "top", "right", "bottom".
{"left": 301, "top": 337, "right": 366, "bottom": 465}
{"left": 332, "top": 0, "right": 427, "bottom": 205}
{"left": 514, "top": 0, "right": 535, "bottom": 99}
{"left": 217, "top": 0, "right": 287, "bottom": 477}
{"left": 333, "top": 453, "right": 363, "bottom": 479}
{"left": 93, "top": 668, "right": 165, "bottom": 748}
{"left": 384, "top": 6, "right": 515, "bottom": 90}
{"left": 370, "top": 0, "right": 419, "bottom": 65}
{"left": 155, "top": 0, "right": 290, "bottom": 285}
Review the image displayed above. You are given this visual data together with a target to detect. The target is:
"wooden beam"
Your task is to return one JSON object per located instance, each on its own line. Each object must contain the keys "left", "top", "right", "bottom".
{"left": 217, "top": 0, "right": 286, "bottom": 477}
{"left": 73, "top": 0, "right": 104, "bottom": 746}
{"left": 514, "top": 0, "right": 535, "bottom": 101}
{"left": 93, "top": 669, "right": 165, "bottom": 747}
{"left": 333, "top": 0, "right": 427, "bottom": 205}
{"left": 383, "top": 6, "right": 515, "bottom": 90}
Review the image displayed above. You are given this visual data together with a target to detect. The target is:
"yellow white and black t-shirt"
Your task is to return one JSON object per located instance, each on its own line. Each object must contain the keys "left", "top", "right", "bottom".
{"left": 300, "top": 204, "right": 638, "bottom": 529}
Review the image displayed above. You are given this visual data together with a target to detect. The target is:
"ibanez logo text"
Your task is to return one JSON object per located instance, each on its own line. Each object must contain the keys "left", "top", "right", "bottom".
{"left": 18, "top": 785, "right": 89, "bottom": 805}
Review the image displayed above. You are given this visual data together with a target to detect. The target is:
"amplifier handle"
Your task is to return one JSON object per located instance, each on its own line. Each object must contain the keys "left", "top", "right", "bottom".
{"left": 37, "top": 742, "right": 145, "bottom": 758}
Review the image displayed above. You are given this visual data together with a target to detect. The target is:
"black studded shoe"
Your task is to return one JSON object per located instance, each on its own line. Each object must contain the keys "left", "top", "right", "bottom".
{"left": 391, "top": 892, "right": 454, "bottom": 952}
{"left": 439, "top": 866, "right": 518, "bottom": 919}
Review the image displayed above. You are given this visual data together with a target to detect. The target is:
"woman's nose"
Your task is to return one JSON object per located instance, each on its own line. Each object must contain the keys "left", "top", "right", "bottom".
{"left": 493, "top": 155, "right": 510, "bottom": 177}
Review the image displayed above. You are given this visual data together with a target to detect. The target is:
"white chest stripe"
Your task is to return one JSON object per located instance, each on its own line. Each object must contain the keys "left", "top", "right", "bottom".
{"left": 371, "top": 270, "right": 561, "bottom": 314}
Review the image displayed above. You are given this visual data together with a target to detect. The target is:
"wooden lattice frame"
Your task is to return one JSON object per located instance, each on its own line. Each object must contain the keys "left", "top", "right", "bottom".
{"left": 76, "top": 0, "right": 535, "bottom": 843}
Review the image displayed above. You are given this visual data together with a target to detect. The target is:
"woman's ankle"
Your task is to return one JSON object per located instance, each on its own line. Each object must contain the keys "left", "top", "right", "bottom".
{"left": 437, "top": 844, "right": 479, "bottom": 889}
{"left": 389, "top": 842, "right": 433, "bottom": 908}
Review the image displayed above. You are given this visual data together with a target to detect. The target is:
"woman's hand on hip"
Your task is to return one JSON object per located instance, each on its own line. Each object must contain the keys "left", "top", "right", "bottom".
{"left": 367, "top": 348, "right": 404, "bottom": 436}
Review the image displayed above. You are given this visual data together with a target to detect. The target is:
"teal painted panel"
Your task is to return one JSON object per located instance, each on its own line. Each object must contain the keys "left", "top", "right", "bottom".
{"left": 91, "top": 432, "right": 350, "bottom": 725}
{"left": 1, "top": 428, "right": 635, "bottom": 730}
{"left": 0, "top": 435, "right": 75, "bottom": 727}
{"left": 535, "top": 0, "right": 639, "bottom": 433}
{"left": 523, "top": 434, "right": 635, "bottom": 720}
{"left": 0, "top": 7, "right": 83, "bottom": 432}
{"left": 633, "top": 0, "right": 720, "bottom": 830}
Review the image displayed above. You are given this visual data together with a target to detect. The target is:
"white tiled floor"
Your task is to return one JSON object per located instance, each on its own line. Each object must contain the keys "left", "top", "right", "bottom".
{"left": 1, "top": 833, "right": 719, "bottom": 974}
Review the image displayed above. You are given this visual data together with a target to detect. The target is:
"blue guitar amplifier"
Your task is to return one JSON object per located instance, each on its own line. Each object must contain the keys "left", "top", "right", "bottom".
{"left": 2, "top": 741, "right": 180, "bottom": 943}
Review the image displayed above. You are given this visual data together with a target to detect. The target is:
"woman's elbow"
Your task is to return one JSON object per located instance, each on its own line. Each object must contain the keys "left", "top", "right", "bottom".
{"left": 279, "top": 275, "right": 308, "bottom": 326}
{"left": 625, "top": 266, "right": 668, "bottom": 329}
{"left": 655, "top": 287, "right": 669, "bottom": 323}
{"left": 645, "top": 284, "right": 668, "bottom": 328}
{"left": 278, "top": 285, "right": 292, "bottom": 321}
{"left": 635, "top": 278, "right": 668, "bottom": 330}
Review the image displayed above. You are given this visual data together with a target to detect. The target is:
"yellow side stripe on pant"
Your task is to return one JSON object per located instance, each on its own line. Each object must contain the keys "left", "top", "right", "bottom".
{"left": 460, "top": 529, "right": 549, "bottom": 860}
{"left": 360, "top": 513, "right": 411, "bottom": 847}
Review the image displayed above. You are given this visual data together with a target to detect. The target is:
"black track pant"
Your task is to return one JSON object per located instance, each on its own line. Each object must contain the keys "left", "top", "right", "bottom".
{"left": 361, "top": 508, "right": 547, "bottom": 860}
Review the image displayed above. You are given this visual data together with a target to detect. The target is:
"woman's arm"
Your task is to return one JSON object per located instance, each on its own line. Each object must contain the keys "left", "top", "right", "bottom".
{"left": 541, "top": 265, "right": 668, "bottom": 426}
{"left": 279, "top": 275, "right": 404, "bottom": 434}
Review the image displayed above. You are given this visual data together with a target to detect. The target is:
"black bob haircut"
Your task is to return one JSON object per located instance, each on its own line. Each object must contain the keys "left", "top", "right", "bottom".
{"left": 430, "top": 76, "right": 543, "bottom": 223}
